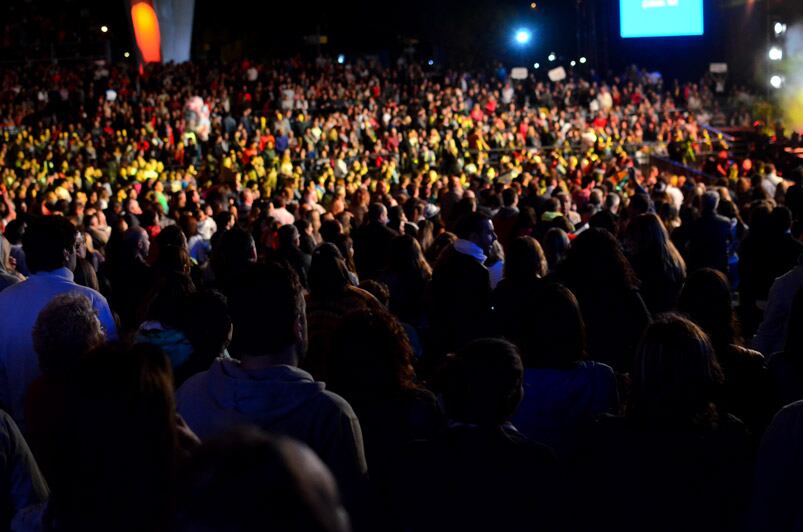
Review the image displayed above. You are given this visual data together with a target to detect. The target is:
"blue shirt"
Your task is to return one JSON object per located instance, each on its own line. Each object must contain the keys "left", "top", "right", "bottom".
{"left": 512, "top": 361, "right": 619, "bottom": 456}
{"left": 0, "top": 268, "right": 117, "bottom": 428}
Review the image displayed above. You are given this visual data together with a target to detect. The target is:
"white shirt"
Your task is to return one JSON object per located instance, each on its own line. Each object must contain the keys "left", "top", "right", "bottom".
{"left": 0, "top": 268, "right": 117, "bottom": 428}
{"left": 666, "top": 185, "right": 684, "bottom": 210}
{"left": 762, "top": 173, "right": 783, "bottom": 199}
{"left": 272, "top": 207, "right": 295, "bottom": 226}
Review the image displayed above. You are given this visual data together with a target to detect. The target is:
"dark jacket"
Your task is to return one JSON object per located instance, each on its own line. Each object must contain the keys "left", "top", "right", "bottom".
{"left": 491, "top": 277, "right": 543, "bottom": 345}
{"left": 583, "top": 414, "right": 753, "bottom": 532}
{"left": 428, "top": 245, "right": 492, "bottom": 357}
{"left": 686, "top": 212, "right": 732, "bottom": 273}
{"left": 353, "top": 222, "right": 397, "bottom": 281}
{"left": 751, "top": 400, "right": 803, "bottom": 532}
{"left": 398, "top": 425, "right": 558, "bottom": 532}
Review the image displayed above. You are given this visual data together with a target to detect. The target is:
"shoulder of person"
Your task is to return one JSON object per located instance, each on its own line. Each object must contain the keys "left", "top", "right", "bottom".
{"left": 729, "top": 344, "right": 765, "bottom": 364}
{"left": 175, "top": 364, "right": 215, "bottom": 403}
{"left": 502, "top": 425, "right": 557, "bottom": 462}
{"left": 314, "top": 387, "right": 360, "bottom": 421}
{"left": 767, "top": 399, "right": 803, "bottom": 437}
{"left": 581, "top": 360, "right": 617, "bottom": 378}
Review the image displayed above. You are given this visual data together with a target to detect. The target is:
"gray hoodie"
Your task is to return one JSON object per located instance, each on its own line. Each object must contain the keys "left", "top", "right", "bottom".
{"left": 176, "top": 359, "right": 367, "bottom": 503}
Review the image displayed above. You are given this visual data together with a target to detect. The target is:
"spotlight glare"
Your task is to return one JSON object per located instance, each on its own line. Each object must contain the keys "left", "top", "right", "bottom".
{"left": 428, "top": 59, "right": 434, "bottom": 66}
{"left": 337, "top": 54, "right": 345, "bottom": 64}
{"left": 514, "top": 29, "right": 532, "bottom": 45}
{"left": 124, "top": 52, "right": 130, "bottom": 58}
{"left": 548, "top": 53, "right": 556, "bottom": 61}
{"left": 770, "top": 75, "right": 784, "bottom": 89}
{"left": 533, "top": 62, "right": 540, "bottom": 69}
{"left": 570, "top": 60, "right": 576, "bottom": 66}
{"left": 100, "top": 25, "right": 108, "bottom": 33}
{"left": 774, "top": 22, "right": 787, "bottom": 36}
{"left": 579, "top": 56, "right": 587, "bottom": 64}
{"left": 530, "top": 2, "right": 537, "bottom": 8}
{"left": 769, "top": 46, "right": 783, "bottom": 61}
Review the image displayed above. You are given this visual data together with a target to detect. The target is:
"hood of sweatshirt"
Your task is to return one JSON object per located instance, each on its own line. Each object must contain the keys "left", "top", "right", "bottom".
{"left": 206, "top": 360, "right": 327, "bottom": 425}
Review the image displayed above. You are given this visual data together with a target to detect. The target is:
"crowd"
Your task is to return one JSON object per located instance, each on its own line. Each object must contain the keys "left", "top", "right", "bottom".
{"left": 0, "top": 55, "right": 801, "bottom": 531}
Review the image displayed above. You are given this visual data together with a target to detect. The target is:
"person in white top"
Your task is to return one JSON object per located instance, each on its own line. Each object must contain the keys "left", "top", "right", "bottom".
{"left": 270, "top": 197, "right": 295, "bottom": 226}
{"left": 761, "top": 163, "right": 783, "bottom": 199}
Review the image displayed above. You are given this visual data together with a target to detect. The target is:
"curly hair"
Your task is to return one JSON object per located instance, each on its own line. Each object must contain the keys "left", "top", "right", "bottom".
{"left": 33, "top": 293, "right": 105, "bottom": 375}
{"left": 328, "top": 307, "right": 417, "bottom": 400}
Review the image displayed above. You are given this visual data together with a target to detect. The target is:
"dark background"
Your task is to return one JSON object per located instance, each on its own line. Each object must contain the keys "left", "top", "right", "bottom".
{"left": 3, "top": 0, "right": 801, "bottom": 84}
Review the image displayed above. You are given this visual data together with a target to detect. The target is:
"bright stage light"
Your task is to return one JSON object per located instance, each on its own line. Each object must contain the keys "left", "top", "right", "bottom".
{"left": 514, "top": 29, "right": 532, "bottom": 45}
{"left": 337, "top": 54, "right": 345, "bottom": 64}
{"left": 131, "top": 2, "right": 161, "bottom": 63}
{"left": 579, "top": 57, "right": 587, "bottom": 64}
{"left": 769, "top": 46, "right": 783, "bottom": 61}
{"left": 533, "top": 62, "right": 540, "bottom": 69}
{"left": 770, "top": 75, "right": 784, "bottom": 89}
{"left": 124, "top": 52, "right": 130, "bottom": 58}
{"left": 775, "top": 22, "right": 787, "bottom": 36}
{"left": 570, "top": 60, "right": 576, "bottom": 66}
{"left": 548, "top": 52, "right": 556, "bottom": 61}
{"left": 428, "top": 59, "right": 434, "bottom": 66}
{"left": 101, "top": 25, "right": 109, "bottom": 33}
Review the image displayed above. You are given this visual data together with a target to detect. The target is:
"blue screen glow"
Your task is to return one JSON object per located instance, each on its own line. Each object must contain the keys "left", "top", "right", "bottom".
{"left": 620, "top": 0, "right": 704, "bottom": 38}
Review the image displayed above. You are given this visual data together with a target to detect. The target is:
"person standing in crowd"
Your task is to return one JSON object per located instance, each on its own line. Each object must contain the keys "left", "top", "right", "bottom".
{"left": 379, "top": 235, "right": 432, "bottom": 328}
{"left": 751, "top": 399, "right": 803, "bottom": 532}
{"left": 176, "top": 261, "right": 368, "bottom": 512}
{"left": 0, "top": 410, "right": 48, "bottom": 531}
{"left": 582, "top": 315, "right": 753, "bottom": 532}
{"left": 684, "top": 190, "right": 732, "bottom": 274}
{"left": 428, "top": 211, "right": 497, "bottom": 359}
{"left": 26, "top": 293, "right": 105, "bottom": 482}
{"left": 0, "top": 216, "right": 116, "bottom": 429}
{"left": 678, "top": 268, "right": 770, "bottom": 434}
{"left": 352, "top": 203, "right": 397, "bottom": 281}
{"left": 556, "top": 228, "right": 650, "bottom": 371}
{"left": 512, "top": 283, "right": 619, "bottom": 457}
{"left": 0, "top": 235, "right": 21, "bottom": 292}
{"left": 14, "top": 343, "right": 193, "bottom": 532}
{"left": 766, "top": 286, "right": 803, "bottom": 409}
{"left": 174, "top": 427, "right": 351, "bottom": 532}
{"left": 328, "top": 308, "right": 443, "bottom": 523}
{"left": 740, "top": 205, "right": 803, "bottom": 336}
{"left": 624, "top": 213, "right": 687, "bottom": 314}
{"left": 753, "top": 253, "right": 803, "bottom": 357}
{"left": 398, "top": 338, "right": 558, "bottom": 532}
{"left": 491, "top": 236, "right": 547, "bottom": 343}
{"left": 304, "top": 243, "right": 383, "bottom": 380}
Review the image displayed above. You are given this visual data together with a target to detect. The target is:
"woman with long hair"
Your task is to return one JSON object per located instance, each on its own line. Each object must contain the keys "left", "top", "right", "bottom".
{"left": 584, "top": 314, "right": 752, "bottom": 532}
{"left": 379, "top": 235, "right": 432, "bottom": 327}
{"left": 328, "top": 308, "right": 443, "bottom": 520}
{"left": 304, "top": 243, "right": 383, "bottom": 381}
{"left": 424, "top": 231, "right": 456, "bottom": 266}
{"left": 30, "top": 343, "right": 195, "bottom": 532}
{"left": 678, "top": 268, "right": 769, "bottom": 433}
{"left": 510, "top": 283, "right": 619, "bottom": 457}
{"left": 492, "top": 236, "right": 547, "bottom": 344}
{"left": 624, "top": 213, "right": 686, "bottom": 314}
{"left": 556, "top": 228, "right": 650, "bottom": 371}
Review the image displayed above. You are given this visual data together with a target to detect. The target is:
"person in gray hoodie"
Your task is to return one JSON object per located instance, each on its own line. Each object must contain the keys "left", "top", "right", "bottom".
{"left": 175, "top": 261, "right": 367, "bottom": 512}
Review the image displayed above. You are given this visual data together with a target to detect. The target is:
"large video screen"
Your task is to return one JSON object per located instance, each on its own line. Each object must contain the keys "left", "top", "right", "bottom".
{"left": 620, "top": 0, "right": 704, "bottom": 38}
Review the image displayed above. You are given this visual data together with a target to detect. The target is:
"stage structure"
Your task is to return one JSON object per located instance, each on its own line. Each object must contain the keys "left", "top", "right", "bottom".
{"left": 129, "top": 0, "right": 195, "bottom": 64}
